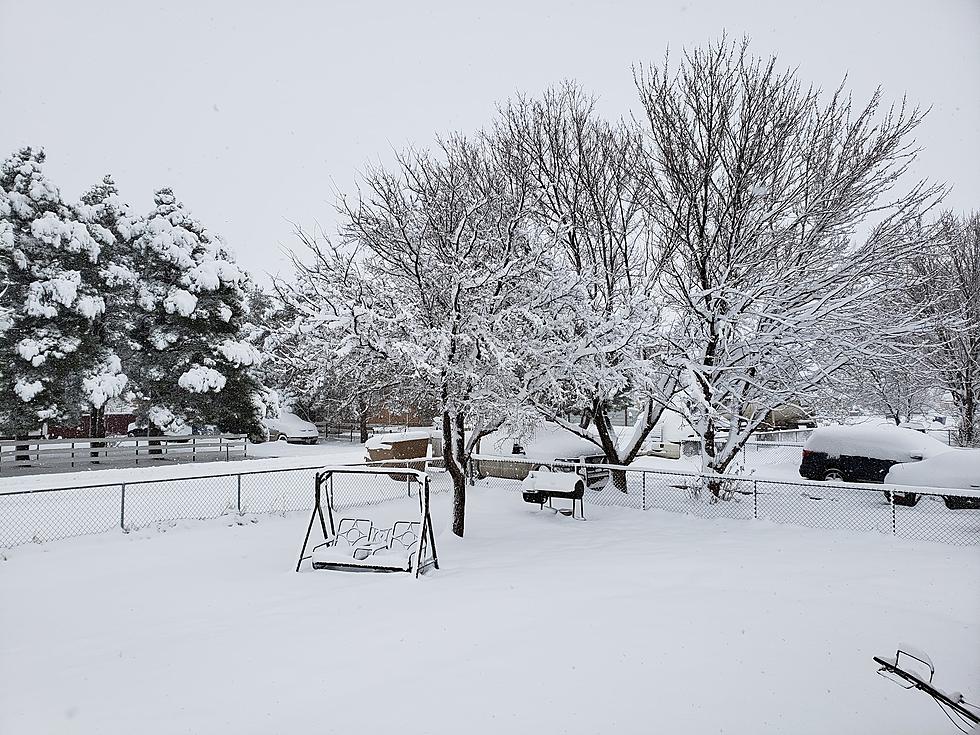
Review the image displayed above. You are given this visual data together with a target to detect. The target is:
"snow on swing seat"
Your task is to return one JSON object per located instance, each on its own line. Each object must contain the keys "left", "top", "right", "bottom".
{"left": 296, "top": 466, "right": 439, "bottom": 577}
{"left": 311, "top": 518, "right": 421, "bottom": 572}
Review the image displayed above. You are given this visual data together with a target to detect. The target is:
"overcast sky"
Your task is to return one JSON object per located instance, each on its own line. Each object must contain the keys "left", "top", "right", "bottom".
{"left": 2, "top": 0, "right": 978, "bottom": 285}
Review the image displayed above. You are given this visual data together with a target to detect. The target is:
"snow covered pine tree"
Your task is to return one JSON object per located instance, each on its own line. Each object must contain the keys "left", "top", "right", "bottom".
{"left": 0, "top": 148, "right": 108, "bottom": 438}
{"left": 74, "top": 175, "right": 138, "bottom": 443}
{"left": 129, "top": 188, "right": 264, "bottom": 437}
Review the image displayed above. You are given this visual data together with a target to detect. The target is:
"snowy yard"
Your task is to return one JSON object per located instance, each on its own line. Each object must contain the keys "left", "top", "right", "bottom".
{"left": 2, "top": 485, "right": 977, "bottom": 734}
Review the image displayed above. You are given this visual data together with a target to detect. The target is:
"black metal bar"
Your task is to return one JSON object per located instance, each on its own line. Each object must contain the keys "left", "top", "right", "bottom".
{"left": 120, "top": 483, "right": 126, "bottom": 530}
{"left": 237, "top": 474, "right": 242, "bottom": 512}
{"left": 295, "top": 503, "right": 319, "bottom": 572}
{"left": 873, "top": 656, "right": 979, "bottom": 725}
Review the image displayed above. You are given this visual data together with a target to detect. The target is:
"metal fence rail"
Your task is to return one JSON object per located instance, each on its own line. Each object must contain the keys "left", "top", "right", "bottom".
{"left": 1, "top": 455, "right": 977, "bottom": 549}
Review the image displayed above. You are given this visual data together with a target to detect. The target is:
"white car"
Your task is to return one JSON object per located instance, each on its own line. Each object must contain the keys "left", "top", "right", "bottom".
{"left": 262, "top": 412, "right": 319, "bottom": 444}
{"left": 885, "top": 449, "right": 980, "bottom": 509}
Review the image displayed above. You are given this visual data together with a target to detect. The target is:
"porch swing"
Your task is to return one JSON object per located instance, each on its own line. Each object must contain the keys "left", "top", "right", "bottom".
{"left": 295, "top": 466, "right": 439, "bottom": 577}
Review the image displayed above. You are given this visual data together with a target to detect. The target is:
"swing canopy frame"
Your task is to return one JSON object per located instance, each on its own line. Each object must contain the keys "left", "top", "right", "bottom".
{"left": 295, "top": 466, "right": 439, "bottom": 577}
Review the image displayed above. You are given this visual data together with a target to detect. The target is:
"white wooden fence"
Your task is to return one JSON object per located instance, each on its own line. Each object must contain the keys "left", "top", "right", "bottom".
{"left": 0, "top": 435, "right": 246, "bottom": 474}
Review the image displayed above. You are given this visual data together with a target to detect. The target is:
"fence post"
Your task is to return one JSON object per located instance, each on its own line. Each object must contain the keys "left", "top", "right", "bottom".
{"left": 120, "top": 483, "right": 126, "bottom": 530}
{"left": 891, "top": 492, "right": 896, "bottom": 536}
{"left": 237, "top": 474, "right": 242, "bottom": 512}
{"left": 753, "top": 480, "right": 758, "bottom": 519}
{"left": 642, "top": 472, "right": 647, "bottom": 511}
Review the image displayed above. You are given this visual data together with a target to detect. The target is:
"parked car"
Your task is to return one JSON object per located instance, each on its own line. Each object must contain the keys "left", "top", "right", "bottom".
{"left": 885, "top": 449, "right": 980, "bottom": 510}
{"left": 472, "top": 422, "right": 610, "bottom": 489}
{"left": 799, "top": 425, "right": 950, "bottom": 505}
{"left": 262, "top": 412, "right": 319, "bottom": 444}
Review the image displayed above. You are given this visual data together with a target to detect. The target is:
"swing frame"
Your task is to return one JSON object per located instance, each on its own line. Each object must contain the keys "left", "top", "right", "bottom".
{"left": 295, "top": 466, "right": 439, "bottom": 577}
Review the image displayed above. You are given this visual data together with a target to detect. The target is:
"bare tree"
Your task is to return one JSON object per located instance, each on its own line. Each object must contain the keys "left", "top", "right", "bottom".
{"left": 847, "top": 352, "right": 937, "bottom": 426}
{"left": 911, "top": 212, "right": 980, "bottom": 446}
{"left": 494, "top": 84, "right": 678, "bottom": 490}
{"left": 267, "top": 235, "right": 418, "bottom": 443}
{"left": 279, "top": 136, "right": 575, "bottom": 536}
{"left": 635, "top": 39, "right": 944, "bottom": 490}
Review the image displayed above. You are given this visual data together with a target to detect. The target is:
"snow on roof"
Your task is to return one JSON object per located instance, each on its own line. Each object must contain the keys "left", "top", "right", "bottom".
{"left": 803, "top": 425, "right": 949, "bottom": 463}
{"left": 364, "top": 430, "right": 430, "bottom": 450}
{"left": 885, "top": 449, "right": 980, "bottom": 490}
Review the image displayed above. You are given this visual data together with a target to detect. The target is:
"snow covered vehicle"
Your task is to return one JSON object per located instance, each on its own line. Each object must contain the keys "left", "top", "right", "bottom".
{"left": 885, "top": 449, "right": 980, "bottom": 510}
{"left": 262, "top": 412, "right": 319, "bottom": 444}
{"left": 799, "top": 425, "right": 951, "bottom": 505}
{"left": 472, "top": 422, "right": 610, "bottom": 489}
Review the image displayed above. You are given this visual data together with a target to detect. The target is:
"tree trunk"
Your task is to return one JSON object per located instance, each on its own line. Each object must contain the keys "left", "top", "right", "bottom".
{"left": 700, "top": 421, "right": 724, "bottom": 497}
{"left": 90, "top": 405, "right": 106, "bottom": 462}
{"left": 958, "top": 388, "right": 976, "bottom": 447}
{"left": 357, "top": 396, "right": 369, "bottom": 444}
{"left": 609, "top": 468, "right": 628, "bottom": 493}
{"left": 441, "top": 411, "right": 467, "bottom": 537}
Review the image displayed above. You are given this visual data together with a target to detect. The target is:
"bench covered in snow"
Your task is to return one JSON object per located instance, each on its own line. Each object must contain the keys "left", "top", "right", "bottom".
{"left": 521, "top": 470, "right": 586, "bottom": 519}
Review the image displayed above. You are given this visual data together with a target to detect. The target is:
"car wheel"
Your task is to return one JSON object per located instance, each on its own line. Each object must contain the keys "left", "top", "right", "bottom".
{"left": 823, "top": 469, "right": 845, "bottom": 482}
{"left": 943, "top": 495, "right": 980, "bottom": 510}
{"left": 883, "top": 490, "right": 919, "bottom": 507}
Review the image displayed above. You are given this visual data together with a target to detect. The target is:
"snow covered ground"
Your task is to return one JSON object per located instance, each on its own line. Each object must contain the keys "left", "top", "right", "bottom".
{"left": 1, "top": 484, "right": 977, "bottom": 735}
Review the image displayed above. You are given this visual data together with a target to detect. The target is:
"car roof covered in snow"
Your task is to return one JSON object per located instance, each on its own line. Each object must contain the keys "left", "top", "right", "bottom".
{"left": 885, "top": 449, "right": 980, "bottom": 490}
{"left": 803, "top": 424, "right": 949, "bottom": 462}
{"left": 263, "top": 412, "right": 317, "bottom": 432}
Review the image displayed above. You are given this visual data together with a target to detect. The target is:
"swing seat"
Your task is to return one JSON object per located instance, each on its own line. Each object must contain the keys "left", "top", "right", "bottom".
{"left": 311, "top": 519, "right": 422, "bottom": 573}
{"left": 295, "top": 466, "right": 439, "bottom": 577}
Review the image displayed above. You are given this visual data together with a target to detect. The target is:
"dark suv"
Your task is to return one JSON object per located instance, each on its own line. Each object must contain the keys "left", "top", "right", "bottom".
{"left": 799, "top": 425, "right": 949, "bottom": 505}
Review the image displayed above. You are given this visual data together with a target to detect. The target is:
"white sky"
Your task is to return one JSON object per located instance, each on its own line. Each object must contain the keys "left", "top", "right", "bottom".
{"left": 2, "top": 0, "right": 978, "bottom": 285}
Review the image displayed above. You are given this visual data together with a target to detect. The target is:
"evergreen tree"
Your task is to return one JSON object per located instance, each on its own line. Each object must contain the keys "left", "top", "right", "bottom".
{"left": 0, "top": 148, "right": 104, "bottom": 435}
{"left": 129, "top": 188, "right": 263, "bottom": 436}
{"left": 74, "top": 175, "right": 138, "bottom": 437}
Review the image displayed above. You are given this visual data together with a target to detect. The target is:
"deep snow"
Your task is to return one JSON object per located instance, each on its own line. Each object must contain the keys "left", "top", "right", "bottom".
{"left": 1, "top": 484, "right": 977, "bottom": 735}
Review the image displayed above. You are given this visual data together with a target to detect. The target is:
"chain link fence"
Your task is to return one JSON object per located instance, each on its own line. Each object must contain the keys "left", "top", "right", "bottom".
{"left": 1, "top": 454, "right": 976, "bottom": 548}
{"left": 0, "top": 458, "right": 452, "bottom": 548}
{"left": 469, "top": 455, "right": 980, "bottom": 546}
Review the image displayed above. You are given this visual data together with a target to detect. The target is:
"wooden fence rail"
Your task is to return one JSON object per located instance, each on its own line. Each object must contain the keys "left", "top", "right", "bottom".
{"left": 0, "top": 435, "right": 247, "bottom": 473}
